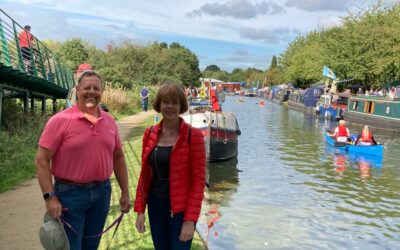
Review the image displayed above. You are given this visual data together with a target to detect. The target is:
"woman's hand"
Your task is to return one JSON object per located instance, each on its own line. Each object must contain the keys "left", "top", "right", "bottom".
{"left": 179, "top": 221, "right": 195, "bottom": 242}
{"left": 135, "top": 213, "right": 146, "bottom": 233}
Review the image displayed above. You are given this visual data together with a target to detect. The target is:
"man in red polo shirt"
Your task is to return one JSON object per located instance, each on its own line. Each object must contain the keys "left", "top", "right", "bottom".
{"left": 35, "top": 71, "right": 131, "bottom": 250}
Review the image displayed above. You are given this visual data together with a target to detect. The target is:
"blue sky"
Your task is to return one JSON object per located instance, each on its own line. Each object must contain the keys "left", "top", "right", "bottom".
{"left": 0, "top": 0, "right": 396, "bottom": 71}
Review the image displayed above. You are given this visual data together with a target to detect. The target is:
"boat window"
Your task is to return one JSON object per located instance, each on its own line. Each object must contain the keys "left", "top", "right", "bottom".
{"left": 395, "top": 88, "right": 400, "bottom": 98}
{"left": 364, "top": 101, "right": 374, "bottom": 113}
{"left": 352, "top": 101, "right": 359, "bottom": 110}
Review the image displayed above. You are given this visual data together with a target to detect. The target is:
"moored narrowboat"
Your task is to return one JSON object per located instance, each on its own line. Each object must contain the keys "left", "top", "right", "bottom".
{"left": 343, "top": 87, "right": 400, "bottom": 133}
{"left": 318, "top": 93, "right": 349, "bottom": 120}
{"left": 288, "top": 86, "right": 324, "bottom": 112}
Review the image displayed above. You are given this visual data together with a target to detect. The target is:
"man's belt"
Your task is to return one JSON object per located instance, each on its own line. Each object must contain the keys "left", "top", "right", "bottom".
{"left": 55, "top": 177, "right": 108, "bottom": 188}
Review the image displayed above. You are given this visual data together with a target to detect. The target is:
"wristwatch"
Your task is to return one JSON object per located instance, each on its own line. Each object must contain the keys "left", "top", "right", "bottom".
{"left": 43, "top": 192, "right": 56, "bottom": 200}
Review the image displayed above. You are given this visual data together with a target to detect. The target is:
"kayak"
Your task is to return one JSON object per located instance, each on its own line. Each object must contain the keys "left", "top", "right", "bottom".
{"left": 324, "top": 133, "right": 384, "bottom": 157}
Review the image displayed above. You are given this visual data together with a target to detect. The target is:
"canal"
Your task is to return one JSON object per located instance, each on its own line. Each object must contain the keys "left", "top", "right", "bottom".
{"left": 196, "top": 96, "right": 400, "bottom": 250}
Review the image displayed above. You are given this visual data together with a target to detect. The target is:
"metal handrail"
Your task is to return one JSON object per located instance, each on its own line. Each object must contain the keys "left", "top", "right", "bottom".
{"left": 0, "top": 8, "right": 74, "bottom": 90}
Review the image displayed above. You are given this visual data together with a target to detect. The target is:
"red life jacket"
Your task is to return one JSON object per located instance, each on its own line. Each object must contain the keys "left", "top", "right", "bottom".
{"left": 338, "top": 125, "right": 348, "bottom": 137}
{"left": 361, "top": 129, "right": 373, "bottom": 142}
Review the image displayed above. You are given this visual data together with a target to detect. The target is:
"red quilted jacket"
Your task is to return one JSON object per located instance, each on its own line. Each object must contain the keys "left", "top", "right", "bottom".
{"left": 134, "top": 117, "right": 206, "bottom": 222}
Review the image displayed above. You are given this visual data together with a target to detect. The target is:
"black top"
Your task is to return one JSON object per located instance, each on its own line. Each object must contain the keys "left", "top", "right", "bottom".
{"left": 149, "top": 145, "right": 172, "bottom": 198}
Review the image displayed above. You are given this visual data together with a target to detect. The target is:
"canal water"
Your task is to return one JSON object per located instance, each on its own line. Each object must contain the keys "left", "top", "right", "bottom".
{"left": 196, "top": 96, "right": 400, "bottom": 250}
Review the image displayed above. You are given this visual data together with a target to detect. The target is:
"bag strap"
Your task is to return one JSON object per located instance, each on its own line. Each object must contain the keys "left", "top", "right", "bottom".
{"left": 188, "top": 127, "right": 191, "bottom": 144}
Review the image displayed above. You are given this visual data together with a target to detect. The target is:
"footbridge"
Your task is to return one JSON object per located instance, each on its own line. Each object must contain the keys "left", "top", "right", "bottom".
{"left": 0, "top": 9, "right": 74, "bottom": 126}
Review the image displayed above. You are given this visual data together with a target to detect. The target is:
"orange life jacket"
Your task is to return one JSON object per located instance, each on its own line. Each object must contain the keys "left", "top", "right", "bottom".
{"left": 361, "top": 129, "right": 373, "bottom": 142}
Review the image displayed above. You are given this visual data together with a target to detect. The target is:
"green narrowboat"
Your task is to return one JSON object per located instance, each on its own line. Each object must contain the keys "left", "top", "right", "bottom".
{"left": 343, "top": 87, "right": 400, "bottom": 133}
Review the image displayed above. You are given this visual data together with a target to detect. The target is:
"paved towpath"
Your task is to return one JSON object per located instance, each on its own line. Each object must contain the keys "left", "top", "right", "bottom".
{"left": 0, "top": 111, "right": 156, "bottom": 250}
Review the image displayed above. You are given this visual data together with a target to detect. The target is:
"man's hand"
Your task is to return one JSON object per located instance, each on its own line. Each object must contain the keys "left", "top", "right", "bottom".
{"left": 135, "top": 213, "right": 146, "bottom": 233}
{"left": 119, "top": 193, "right": 131, "bottom": 213}
{"left": 45, "top": 197, "right": 62, "bottom": 219}
{"left": 179, "top": 221, "right": 195, "bottom": 242}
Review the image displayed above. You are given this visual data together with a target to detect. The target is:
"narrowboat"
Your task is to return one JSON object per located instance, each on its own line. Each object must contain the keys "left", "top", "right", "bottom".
{"left": 343, "top": 87, "right": 400, "bottom": 133}
{"left": 288, "top": 86, "right": 324, "bottom": 112}
{"left": 182, "top": 106, "right": 241, "bottom": 162}
{"left": 318, "top": 93, "right": 349, "bottom": 120}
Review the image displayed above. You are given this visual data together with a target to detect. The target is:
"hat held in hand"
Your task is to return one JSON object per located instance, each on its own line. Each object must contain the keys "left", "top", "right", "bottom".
{"left": 39, "top": 213, "right": 70, "bottom": 250}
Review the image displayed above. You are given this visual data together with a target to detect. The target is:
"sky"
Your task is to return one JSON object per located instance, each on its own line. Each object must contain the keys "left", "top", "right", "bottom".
{"left": 0, "top": 0, "right": 397, "bottom": 72}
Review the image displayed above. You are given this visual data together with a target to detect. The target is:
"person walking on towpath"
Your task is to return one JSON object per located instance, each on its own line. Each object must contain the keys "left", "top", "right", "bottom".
{"left": 140, "top": 86, "right": 150, "bottom": 112}
{"left": 35, "top": 70, "right": 131, "bottom": 250}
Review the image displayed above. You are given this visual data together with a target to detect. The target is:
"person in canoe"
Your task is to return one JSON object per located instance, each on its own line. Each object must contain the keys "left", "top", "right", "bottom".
{"left": 354, "top": 125, "right": 377, "bottom": 146}
{"left": 328, "top": 119, "right": 350, "bottom": 143}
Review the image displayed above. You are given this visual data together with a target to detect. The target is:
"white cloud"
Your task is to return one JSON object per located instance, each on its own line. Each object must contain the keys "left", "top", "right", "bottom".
{"left": 187, "top": 0, "right": 284, "bottom": 19}
{"left": 285, "top": 0, "right": 360, "bottom": 12}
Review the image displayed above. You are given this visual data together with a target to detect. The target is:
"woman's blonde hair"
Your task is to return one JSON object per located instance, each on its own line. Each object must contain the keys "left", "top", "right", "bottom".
{"left": 363, "top": 125, "right": 369, "bottom": 133}
{"left": 339, "top": 120, "right": 346, "bottom": 126}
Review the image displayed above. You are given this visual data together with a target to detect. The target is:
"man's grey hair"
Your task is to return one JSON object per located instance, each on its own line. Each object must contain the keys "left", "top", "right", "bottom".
{"left": 77, "top": 70, "right": 104, "bottom": 89}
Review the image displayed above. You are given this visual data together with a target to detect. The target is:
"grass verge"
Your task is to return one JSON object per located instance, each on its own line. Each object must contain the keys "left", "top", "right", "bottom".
{"left": 0, "top": 116, "right": 46, "bottom": 193}
{"left": 99, "top": 117, "right": 205, "bottom": 250}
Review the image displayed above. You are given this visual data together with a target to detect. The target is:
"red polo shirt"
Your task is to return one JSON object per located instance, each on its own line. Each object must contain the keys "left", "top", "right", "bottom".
{"left": 39, "top": 105, "right": 122, "bottom": 183}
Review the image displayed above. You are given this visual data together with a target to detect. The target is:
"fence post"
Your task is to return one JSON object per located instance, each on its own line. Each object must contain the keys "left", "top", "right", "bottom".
{"left": 41, "top": 96, "right": 46, "bottom": 115}
{"left": 44, "top": 48, "right": 53, "bottom": 82}
{"left": 12, "top": 21, "right": 25, "bottom": 72}
{"left": 36, "top": 41, "right": 46, "bottom": 78}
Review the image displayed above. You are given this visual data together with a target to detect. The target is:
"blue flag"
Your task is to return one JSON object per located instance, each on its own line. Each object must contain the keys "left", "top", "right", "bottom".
{"left": 323, "top": 65, "right": 336, "bottom": 80}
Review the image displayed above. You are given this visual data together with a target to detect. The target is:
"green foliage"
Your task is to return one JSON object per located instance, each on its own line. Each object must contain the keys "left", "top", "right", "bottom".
{"left": 58, "top": 38, "right": 89, "bottom": 69}
{"left": 280, "top": 2, "right": 400, "bottom": 89}
{"left": 0, "top": 100, "right": 48, "bottom": 192}
{"left": 269, "top": 56, "right": 278, "bottom": 70}
{"left": 83, "top": 41, "right": 201, "bottom": 89}
{"left": 265, "top": 67, "right": 284, "bottom": 86}
{"left": 205, "top": 64, "right": 221, "bottom": 72}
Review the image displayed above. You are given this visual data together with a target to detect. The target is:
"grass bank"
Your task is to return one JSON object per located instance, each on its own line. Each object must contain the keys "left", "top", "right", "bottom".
{"left": 0, "top": 112, "right": 47, "bottom": 193}
{"left": 99, "top": 117, "right": 205, "bottom": 250}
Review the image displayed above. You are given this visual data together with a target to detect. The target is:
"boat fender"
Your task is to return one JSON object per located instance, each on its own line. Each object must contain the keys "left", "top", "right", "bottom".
{"left": 236, "top": 129, "right": 241, "bottom": 135}
{"left": 386, "top": 106, "right": 390, "bottom": 114}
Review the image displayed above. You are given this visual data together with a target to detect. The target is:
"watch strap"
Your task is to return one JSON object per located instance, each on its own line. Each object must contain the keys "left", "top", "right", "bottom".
{"left": 43, "top": 191, "right": 56, "bottom": 200}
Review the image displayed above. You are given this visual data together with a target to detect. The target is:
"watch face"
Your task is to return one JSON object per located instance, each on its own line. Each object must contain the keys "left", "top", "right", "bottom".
{"left": 43, "top": 192, "right": 55, "bottom": 199}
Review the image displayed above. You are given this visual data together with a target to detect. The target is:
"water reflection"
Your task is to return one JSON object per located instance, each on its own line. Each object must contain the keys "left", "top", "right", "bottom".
{"left": 197, "top": 96, "right": 400, "bottom": 249}
{"left": 324, "top": 144, "right": 384, "bottom": 181}
{"left": 198, "top": 157, "right": 239, "bottom": 249}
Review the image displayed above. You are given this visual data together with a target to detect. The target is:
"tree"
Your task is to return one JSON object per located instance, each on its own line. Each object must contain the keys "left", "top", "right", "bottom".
{"left": 58, "top": 38, "right": 89, "bottom": 70}
{"left": 269, "top": 56, "right": 278, "bottom": 70}
{"left": 204, "top": 64, "right": 220, "bottom": 72}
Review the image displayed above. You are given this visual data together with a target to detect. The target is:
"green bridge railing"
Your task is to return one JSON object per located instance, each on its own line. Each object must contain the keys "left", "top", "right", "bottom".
{"left": 0, "top": 8, "right": 74, "bottom": 96}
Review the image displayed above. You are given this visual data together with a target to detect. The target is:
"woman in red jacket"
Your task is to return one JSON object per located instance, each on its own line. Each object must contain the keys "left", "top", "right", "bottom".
{"left": 134, "top": 83, "right": 206, "bottom": 250}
